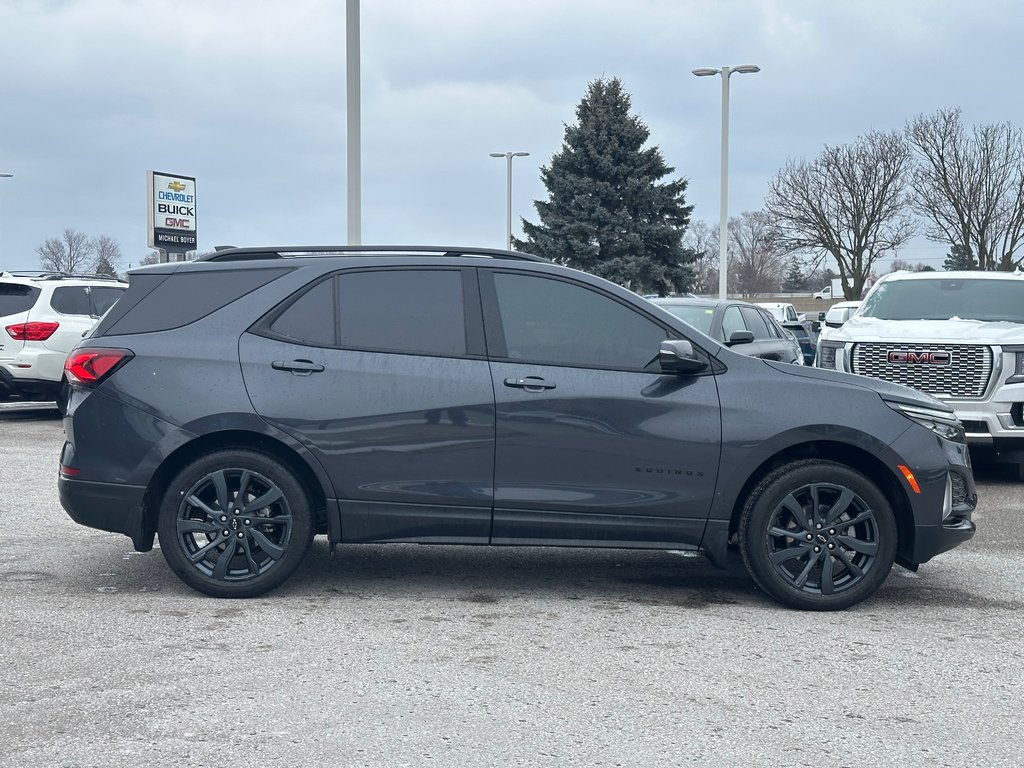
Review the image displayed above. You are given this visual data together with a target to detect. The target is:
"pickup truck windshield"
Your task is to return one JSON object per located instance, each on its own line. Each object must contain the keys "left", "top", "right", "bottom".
{"left": 860, "top": 278, "right": 1024, "bottom": 323}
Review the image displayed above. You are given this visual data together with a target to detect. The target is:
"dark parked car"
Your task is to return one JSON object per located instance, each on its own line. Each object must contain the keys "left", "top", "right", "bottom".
{"left": 782, "top": 320, "right": 818, "bottom": 366}
{"left": 650, "top": 297, "right": 804, "bottom": 365}
{"left": 59, "top": 246, "right": 976, "bottom": 610}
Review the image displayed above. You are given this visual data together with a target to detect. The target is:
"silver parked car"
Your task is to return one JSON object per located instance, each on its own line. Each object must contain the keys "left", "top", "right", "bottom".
{"left": 651, "top": 297, "right": 803, "bottom": 365}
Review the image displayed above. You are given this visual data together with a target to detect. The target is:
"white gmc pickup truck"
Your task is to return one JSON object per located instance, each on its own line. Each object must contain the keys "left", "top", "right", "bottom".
{"left": 817, "top": 269, "right": 1024, "bottom": 476}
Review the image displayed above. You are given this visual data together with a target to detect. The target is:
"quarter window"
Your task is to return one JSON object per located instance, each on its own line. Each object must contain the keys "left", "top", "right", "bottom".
{"left": 491, "top": 273, "right": 667, "bottom": 370}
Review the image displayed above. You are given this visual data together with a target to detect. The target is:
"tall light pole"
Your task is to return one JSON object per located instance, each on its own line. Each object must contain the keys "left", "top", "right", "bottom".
{"left": 490, "top": 151, "right": 529, "bottom": 251}
{"left": 692, "top": 64, "right": 760, "bottom": 299}
{"left": 346, "top": 0, "right": 360, "bottom": 245}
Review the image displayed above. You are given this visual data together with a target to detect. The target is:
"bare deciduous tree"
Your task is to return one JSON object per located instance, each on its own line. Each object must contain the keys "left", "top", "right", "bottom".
{"left": 91, "top": 234, "right": 122, "bottom": 276}
{"left": 907, "top": 107, "right": 1024, "bottom": 271}
{"left": 728, "top": 210, "right": 786, "bottom": 297}
{"left": 766, "top": 130, "right": 916, "bottom": 299}
{"left": 36, "top": 228, "right": 94, "bottom": 274}
{"left": 682, "top": 218, "right": 718, "bottom": 294}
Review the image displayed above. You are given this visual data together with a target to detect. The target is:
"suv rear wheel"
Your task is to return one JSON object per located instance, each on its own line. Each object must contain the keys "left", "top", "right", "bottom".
{"left": 157, "top": 450, "right": 314, "bottom": 598}
{"left": 738, "top": 460, "right": 897, "bottom": 611}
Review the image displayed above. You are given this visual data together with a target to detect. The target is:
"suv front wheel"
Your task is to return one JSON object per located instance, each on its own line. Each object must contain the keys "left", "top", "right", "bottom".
{"left": 157, "top": 450, "right": 314, "bottom": 598}
{"left": 738, "top": 460, "right": 897, "bottom": 611}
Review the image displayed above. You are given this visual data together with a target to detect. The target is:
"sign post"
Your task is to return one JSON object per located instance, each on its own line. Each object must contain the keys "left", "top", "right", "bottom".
{"left": 147, "top": 171, "right": 197, "bottom": 263}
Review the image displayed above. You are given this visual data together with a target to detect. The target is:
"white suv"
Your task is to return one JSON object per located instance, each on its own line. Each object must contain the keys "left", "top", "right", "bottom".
{"left": 817, "top": 270, "right": 1024, "bottom": 474}
{"left": 0, "top": 272, "right": 127, "bottom": 407}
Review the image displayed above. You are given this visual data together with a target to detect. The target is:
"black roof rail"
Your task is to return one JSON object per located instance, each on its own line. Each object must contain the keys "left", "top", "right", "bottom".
{"left": 4, "top": 270, "right": 125, "bottom": 281}
{"left": 199, "top": 245, "right": 548, "bottom": 264}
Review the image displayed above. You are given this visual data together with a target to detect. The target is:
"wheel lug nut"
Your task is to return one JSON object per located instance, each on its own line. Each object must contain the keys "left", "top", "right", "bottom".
{"left": 806, "top": 534, "right": 813, "bottom": 541}
{"left": 815, "top": 523, "right": 822, "bottom": 529}
{"left": 220, "top": 515, "right": 227, "bottom": 522}
{"left": 829, "top": 529, "right": 836, "bottom": 535}
{"left": 237, "top": 532, "right": 244, "bottom": 539}
{"left": 222, "top": 530, "right": 230, "bottom": 537}
{"left": 244, "top": 519, "right": 251, "bottom": 526}
{"left": 827, "top": 543, "right": 835, "bottom": 550}
{"left": 813, "top": 546, "right": 821, "bottom": 553}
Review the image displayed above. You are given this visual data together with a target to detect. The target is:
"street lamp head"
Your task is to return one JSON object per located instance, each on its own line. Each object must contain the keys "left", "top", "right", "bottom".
{"left": 0, "top": 172, "right": 13, "bottom": 178}
{"left": 512, "top": 152, "right": 530, "bottom": 158}
{"left": 691, "top": 68, "right": 720, "bottom": 77}
{"left": 489, "top": 152, "right": 506, "bottom": 158}
{"left": 732, "top": 65, "right": 761, "bottom": 74}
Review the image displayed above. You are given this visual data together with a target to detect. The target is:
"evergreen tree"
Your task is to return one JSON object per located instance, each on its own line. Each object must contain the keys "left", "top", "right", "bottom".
{"left": 783, "top": 257, "right": 805, "bottom": 290}
{"left": 942, "top": 243, "right": 976, "bottom": 271}
{"left": 514, "top": 77, "right": 695, "bottom": 295}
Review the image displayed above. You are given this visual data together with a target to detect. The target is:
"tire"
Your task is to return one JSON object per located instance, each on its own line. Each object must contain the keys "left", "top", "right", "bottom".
{"left": 738, "top": 460, "right": 897, "bottom": 611}
{"left": 157, "top": 449, "right": 314, "bottom": 598}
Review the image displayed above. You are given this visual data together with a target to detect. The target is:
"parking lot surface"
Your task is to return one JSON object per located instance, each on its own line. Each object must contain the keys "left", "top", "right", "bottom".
{"left": 2, "top": 402, "right": 1022, "bottom": 767}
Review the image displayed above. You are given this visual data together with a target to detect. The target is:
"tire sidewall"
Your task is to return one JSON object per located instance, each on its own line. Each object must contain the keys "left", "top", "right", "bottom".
{"left": 739, "top": 461, "right": 897, "bottom": 611}
{"left": 157, "top": 449, "right": 313, "bottom": 598}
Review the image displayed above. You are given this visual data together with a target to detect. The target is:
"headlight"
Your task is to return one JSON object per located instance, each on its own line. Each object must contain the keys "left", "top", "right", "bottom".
{"left": 1008, "top": 349, "right": 1024, "bottom": 384}
{"left": 884, "top": 399, "right": 966, "bottom": 442}
{"left": 817, "top": 341, "right": 844, "bottom": 369}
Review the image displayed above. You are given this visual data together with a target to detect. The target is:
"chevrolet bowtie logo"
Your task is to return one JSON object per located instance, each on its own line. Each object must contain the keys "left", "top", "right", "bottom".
{"left": 167, "top": 181, "right": 186, "bottom": 192}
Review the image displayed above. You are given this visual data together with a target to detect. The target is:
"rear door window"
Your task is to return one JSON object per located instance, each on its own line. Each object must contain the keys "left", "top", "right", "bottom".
{"left": 265, "top": 269, "right": 469, "bottom": 357}
{"left": 50, "top": 286, "right": 91, "bottom": 315}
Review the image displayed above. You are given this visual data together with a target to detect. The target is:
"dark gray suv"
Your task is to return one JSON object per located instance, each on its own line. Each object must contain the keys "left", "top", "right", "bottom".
{"left": 58, "top": 246, "right": 977, "bottom": 610}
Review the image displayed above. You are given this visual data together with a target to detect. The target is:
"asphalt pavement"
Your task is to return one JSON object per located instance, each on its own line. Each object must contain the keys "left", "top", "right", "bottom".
{"left": 1, "top": 402, "right": 1022, "bottom": 767}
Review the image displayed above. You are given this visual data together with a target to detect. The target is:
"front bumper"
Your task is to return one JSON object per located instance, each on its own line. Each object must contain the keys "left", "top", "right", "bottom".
{"left": 58, "top": 475, "right": 152, "bottom": 551}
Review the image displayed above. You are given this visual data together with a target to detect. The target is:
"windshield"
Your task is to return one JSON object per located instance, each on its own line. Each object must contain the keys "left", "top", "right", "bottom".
{"left": 860, "top": 278, "right": 1024, "bottom": 323}
{"left": 658, "top": 304, "right": 714, "bottom": 335}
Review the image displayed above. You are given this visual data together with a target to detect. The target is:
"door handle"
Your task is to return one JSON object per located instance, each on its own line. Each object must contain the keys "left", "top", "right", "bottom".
{"left": 272, "top": 359, "right": 325, "bottom": 375}
{"left": 504, "top": 376, "right": 556, "bottom": 392}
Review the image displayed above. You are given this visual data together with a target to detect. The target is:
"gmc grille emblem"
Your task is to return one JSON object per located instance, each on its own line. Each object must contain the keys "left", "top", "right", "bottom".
{"left": 888, "top": 350, "right": 952, "bottom": 365}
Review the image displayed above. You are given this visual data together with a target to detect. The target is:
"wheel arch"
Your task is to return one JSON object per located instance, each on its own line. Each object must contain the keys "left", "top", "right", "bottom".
{"left": 725, "top": 440, "right": 915, "bottom": 562}
{"left": 140, "top": 429, "right": 330, "bottom": 548}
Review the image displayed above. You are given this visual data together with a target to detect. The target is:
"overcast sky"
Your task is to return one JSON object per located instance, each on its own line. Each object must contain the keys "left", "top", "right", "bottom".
{"left": 1, "top": 0, "right": 1023, "bottom": 274}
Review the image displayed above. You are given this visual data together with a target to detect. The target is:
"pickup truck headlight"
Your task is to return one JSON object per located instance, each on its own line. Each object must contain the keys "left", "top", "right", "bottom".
{"left": 816, "top": 341, "right": 844, "bottom": 369}
{"left": 884, "top": 400, "right": 966, "bottom": 442}
{"left": 1008, "top": 350, "right": 1024, "bottom": 384}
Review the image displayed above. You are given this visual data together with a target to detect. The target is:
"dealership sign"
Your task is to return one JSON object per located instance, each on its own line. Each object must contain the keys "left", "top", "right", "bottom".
{"left": 147, "top": 171, "right": 197, "bottom": 253}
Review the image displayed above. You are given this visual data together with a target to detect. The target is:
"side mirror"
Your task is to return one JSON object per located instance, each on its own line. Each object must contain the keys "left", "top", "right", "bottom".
{"left": 810, "top": 321, "right": 821, "bottom": 333}
{"left": 659, "top": 340, "right": 708, "bottom": 374}
{"left": 726, "top": 330, "right": 755, "bottom": 346}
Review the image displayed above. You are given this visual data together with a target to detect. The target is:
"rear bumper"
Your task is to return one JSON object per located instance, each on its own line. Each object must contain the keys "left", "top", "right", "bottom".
{"left": 58, "top": 475, "right": 152, "bottom": 551}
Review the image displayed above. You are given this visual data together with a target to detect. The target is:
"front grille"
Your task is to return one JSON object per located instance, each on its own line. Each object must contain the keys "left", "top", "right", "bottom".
{"left": 850, "top": 343, "right": 992, "bottom": 398}
{"left": 961, "top": 420, "right": 989, "bottom": 434}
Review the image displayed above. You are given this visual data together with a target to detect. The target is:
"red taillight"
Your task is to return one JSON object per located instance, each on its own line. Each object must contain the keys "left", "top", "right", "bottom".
{"left": 6, "top": 321, "right": 60, "bottom": 341}
{"left": 64, "top": 348, "right": 134, "bottom": 386}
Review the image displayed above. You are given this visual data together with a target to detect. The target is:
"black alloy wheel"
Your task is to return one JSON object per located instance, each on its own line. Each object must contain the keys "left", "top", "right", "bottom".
{"left": 158, "top": 450, "right": 313, "bottom": 598}
{"left": 739, "top": 460, "right": 897, "bottom": 610}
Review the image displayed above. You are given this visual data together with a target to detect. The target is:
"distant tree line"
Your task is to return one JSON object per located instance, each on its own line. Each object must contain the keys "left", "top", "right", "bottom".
{"left": 516, "top": 78, "right": 1024, "bottom": 299}
{"left": 34, "top": 230, "right": 205, "bottom": 277}
{"left": 35, "top": 229, "right": 124, "bottom": 276}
